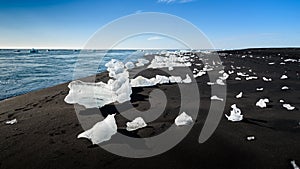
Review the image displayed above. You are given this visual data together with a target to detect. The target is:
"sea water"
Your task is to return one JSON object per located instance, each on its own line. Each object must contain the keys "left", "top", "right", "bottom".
{"left": 0, "top": 49, "right": 144, "bottom": 101}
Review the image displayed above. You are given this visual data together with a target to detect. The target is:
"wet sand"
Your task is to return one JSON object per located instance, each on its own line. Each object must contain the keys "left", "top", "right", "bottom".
{"left": 0, "top": 48, "right": 299, "bottom": 169}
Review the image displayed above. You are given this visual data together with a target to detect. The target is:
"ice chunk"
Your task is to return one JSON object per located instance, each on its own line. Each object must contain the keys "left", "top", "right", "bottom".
{"left": 256, "top": 87, "right": 264, "bottom": 91}
{"left": 193, "top": 70, "right": 206, "bottom": 78}
{"left": 256, "top": 98, "right": 269, "bottom": 108}
{"left": 211, "top": 95, "right": 224, "bottom": 101}
{"left": 216, "top": 79, "right": 225, "bottom": 85}
{"left": 291, "top": 160, "right": 299, "bottom": 169}
{"left": 155, "top": 75, "right": 170, "bottom": 84}
{"left": 182, "top": 74, "right": 192, "bottom": 83}
{"left": 169, "top": 76, "right": 182, "bottom": 83}
{"left": 228, "top": 70, "right": 234, "bottom": 74}
{"left": 283, "top": 104, "right": 295, "bottom": 110}
{"left": 279, "top": 99, "right": 284, "bottom": 103}
{"left": 77, "top": 114, "right": 117, "bottom": 145}
{"left": 262, "top": 77, "right": 272, "bottom": 82}
{"left": 235, "top": 77, "right": 242, "bottom": 81}
{"left": 236, "top": 92, "right": 243, "bottom": 98}
{"left": 126, "top": 117, "right": 147, "bottom": 131}
{"left": 284, "top": 59, "right": 297, "bottom": 62}
{"left": 219, "top": 72, "right": 229, "bottom": 80}
{"left": 125, "top": 62, "right": 135, "bottom": 69}
{"left": 280, "top": 75, "right": 288, "bottom": 80}
{"left": 5, "top": 118, "right": 17, "bottom": 125}
{"left": 281, "top": 86, "right": 289, "bottom": 90}
{"left": 175, "top": 112, "right": 193, "bottom": 126}
{"left": 246, "top": 76, "right": 258, "bottom": 80}
{"left": 268, "top": 62, "right": 275, "bottom": 65}
{"left": 130, "top": 76, "right": 157, "bottom": 87}
{"left": 207, "top": 82, "right": 214, "bottom": 85}
{"left": 247, "top": 136, "right": 255, "bottom": 141}
{"left": 237, "top": 72, "right": 249, "bottom": 77}
{"left": 225, "top": 104, "right": 243, "bottom": 122}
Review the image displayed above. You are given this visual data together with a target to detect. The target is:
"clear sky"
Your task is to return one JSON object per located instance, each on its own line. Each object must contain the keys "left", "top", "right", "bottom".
{"left": 0, "top": 0, "right": 299, "bottom": 49}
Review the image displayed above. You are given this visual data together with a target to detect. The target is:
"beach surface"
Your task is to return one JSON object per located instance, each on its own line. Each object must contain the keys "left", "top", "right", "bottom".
{"left": 0, "top": 48, "right": 299, "bottom": 169}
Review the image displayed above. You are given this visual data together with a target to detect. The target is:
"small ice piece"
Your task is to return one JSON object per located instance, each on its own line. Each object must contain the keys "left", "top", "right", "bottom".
{"left": 235, "top": 77, "right": 242, "bottom": 81}
{"left": 247, "top": 136, "right": 255, "bottom": 141}
{"left": 211, "top": 95, "right": 224, "bottom": 101}
{"left": 236, "top": 92, "right": 243, "bottom": 98}
{"left": 291, "top": 160, "right": 299, "bottom": 169}
{"left": 280, "top": 75, "right": 288, "bottom": 80}
{"left": 228, "top": 70, "right": 234, "bottom": 74}
{"left": 125, "top": 62, "right": 135, "bottom": 69}
{"left": 169, "top": 76, "right": 182, "bottom": 83}
{"left": 175, "top": 112, "right": 193, "bottom": 126}
{"left": 256, "top": 87, "right": 264, "bottom": 91}
{"left": 219, "top": 72, "right": 229, "bottom": 80}
{"left": 5, "top": 118, "right": 17, "bottom": 125}
{"left": 268, "top": 62, "right": 275, "bottom": 65}
{"left": 193, "top": 70, "right": 206, "bottom": 78}
{"left": 155, "top": 75, "right": 170, "bottom": 84}
{"left": 246, "top": 76, "right": 258, "bottom": 80}
{"left": 237, "top": 72, "right": 249, "bottom": 77}
{"left": 281, "top": 86, "right": 289, "bottom": 90}
{"left": 256, "top": 98, "right": 269, "bottom": 108}
{"left": 130, "top": 76, "right": 157, "bottom": 87}
{"left": 219, "top": 70, "right": 225, "bottom": 74}
{"left": 283, "top": 104, "right": 295, "bottom": 110}
{"left": 279, "top": 99, "right": 284, "bottom": 103}
{"left": 207, "top": 82, "right": 214, "bottom": 85}
{"left": 136, "top": 58, "right": 149, "bottom": 67}
{"left": 225, "top": 104, "right": 243, "bottom": 122}
{"left": 284, "top": 59, "right": 298, "bottom": 62}
{"left": 216, "top": 79, "right": 225, "bottom": 85}
{"left": 77, "top": 114, "right": 117, "bottom": 145}
{"left": 182, "top": 74, "right": 192, "bottom": 83}
{"left": 262, "top": 77, "right": 272, "bottom": 82}
{"left": 126, "top": 117, "right": 147, "bottom": 131}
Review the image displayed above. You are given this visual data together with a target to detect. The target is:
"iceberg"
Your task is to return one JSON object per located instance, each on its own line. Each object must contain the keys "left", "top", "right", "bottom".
{"left": 126, "top": 117, "right": 147, "bottom": 131}
{"left": 225, "top": 104, "right": 243, "bottom": 122}
{"left": 256, "top": 98, "right": 269, "bottom": 108}
{"left": 77, "top": 114, "right": 117, "bottom": 145}
{"left": 175, "top": 112, "right": 193, "bottom": 126}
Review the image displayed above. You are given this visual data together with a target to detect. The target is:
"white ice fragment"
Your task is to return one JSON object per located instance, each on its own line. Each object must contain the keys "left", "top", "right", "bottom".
{"left": 236, "top": 92, "right": 243, "bottom": 98}
{"left": 130, "top": 76, "right": 157, "bottom": 87}
{"left": 256, "top": 87, "right": 264, "bottom": 91}
{"left": 228, "top": 70, "right": 234, "bottom": 74}
{"left": 77, "top": 114, "right": 117, "bottom": 145}
{"left": 5, "top": 118, "right": 17, "bottom": 125}
{"left": 169, "top": 76, "right": 182, "bottom": 83}
{"left": 247, "top": 136, "right": 255, "bottom": 141}
{"left": 284, "top": 59, "right": 297, "bottom": 62}
{"left": 262, "top": 77, "right": 272, "bottom": 82}
{"left": 136, "top": 58, "right": 149, "bottom": 67}
{"left": 279, "top": 99, "right": 284, "bottom": 103}
{"left": 219, "top": 72, "right": 229, "bottom": 80}
{"left": 256, "top": 98, "right": 269, "bottom": 108}
{"left": 281, "top": 86, "right": 289, "bottom": 90}
{"left": 216, "top": 79, "right": 225, "bottom": 85}
{"left": 291, "top": 160, "right": 299, "bottom": 169}
{"left": 175, "top": 112, "right": 193, "bottom": 126}
{"left": 207, "top": 82, "right": 214, "bottom": 85}
{"left": 237, "top": 72, "right": 249, "bottom": 77}
{"left": 280, "top": 75, "right": 288, "bottom": 80}
{"left": 225, "top": 104, "right": 243, "bottom": 122}
{"left": 125, "top": 62, "right": 135, "bottom": 69}
{"left": 155, "top": 75, "right": 170, "bottom": 84}
{"left": 235, "top": 77, "right": 242, "bottom": 81}
{"left": 126, "top": 117, "right": 147, "bottom": 131}
{"left": 193, "top": 71, "right": 206, "bottom": 78}
{"left": 182, "top": 74, "right": 192, "bottom": 83}
{"left": 246, "top": 76, "right": 258, "bottom": 80}
{"left": 283, "top": 104, "right": 295, "bottom": 110}
{"left": 211, "top": 95, "right": 224, "bottom": 101}
{"left": 268, "top": 62, "right": 275, "bottom": 65}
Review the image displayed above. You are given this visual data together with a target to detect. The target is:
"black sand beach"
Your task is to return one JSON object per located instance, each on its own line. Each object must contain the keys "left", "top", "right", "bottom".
{"left": 0, "top": 48, "right": 299, "bottom": 169}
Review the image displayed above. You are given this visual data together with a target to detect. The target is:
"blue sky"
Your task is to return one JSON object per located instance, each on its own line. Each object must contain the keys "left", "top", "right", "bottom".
{"left": 0, "top": 0, "right": 299, "bottom": 49}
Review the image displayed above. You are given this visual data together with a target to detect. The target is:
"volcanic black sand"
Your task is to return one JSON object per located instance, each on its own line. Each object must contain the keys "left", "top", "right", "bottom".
{"left": 0, "top": 48, "right": 299, "bottom": 169}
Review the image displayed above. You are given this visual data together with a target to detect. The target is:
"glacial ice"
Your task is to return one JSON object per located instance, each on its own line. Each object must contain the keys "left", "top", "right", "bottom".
{"left": 126, "top": 117, "right": 147, "bottom": 131}
{"left": 77, "top": 114, "right": 117, "bottom": 144}
{"left": 256, "top": 98, "right": 269, "bottom": 108}
{"left": 125, "top": 62, "right": 135, "bottom": 69}
{"left": 225, "top": 104, "right": 243, "bottom": 122}
{"left": 175, "top": 112, "right": 193, "bottom": 126}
